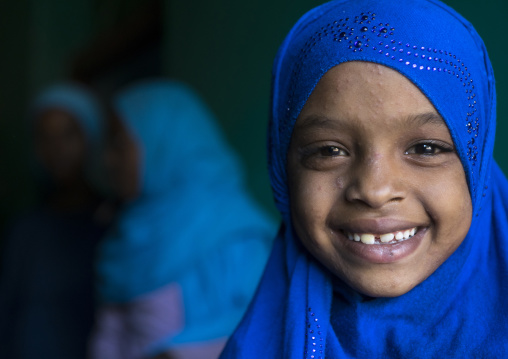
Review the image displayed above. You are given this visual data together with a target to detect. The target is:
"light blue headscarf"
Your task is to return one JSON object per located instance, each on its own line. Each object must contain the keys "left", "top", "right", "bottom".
{"left": 96, "top": 79, "right": 275, "bottom": 345}
{"left": 31, "top": 82, "right": 105, "bottom": 190}
{"left": 221, "top": 0, "right": 508, "bottom": 357}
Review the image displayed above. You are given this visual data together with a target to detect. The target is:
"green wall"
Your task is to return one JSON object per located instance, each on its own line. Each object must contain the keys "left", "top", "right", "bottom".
{"left": 163, "top": 0, "right": 328, "bottom": 218}
{"left": 0, "top": 0, "right": 34, "bottom": 229}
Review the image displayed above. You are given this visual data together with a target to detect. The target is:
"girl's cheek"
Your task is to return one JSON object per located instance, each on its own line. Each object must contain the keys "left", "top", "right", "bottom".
{"left": 336, "top": 177, "right": 345, "bottom": 189}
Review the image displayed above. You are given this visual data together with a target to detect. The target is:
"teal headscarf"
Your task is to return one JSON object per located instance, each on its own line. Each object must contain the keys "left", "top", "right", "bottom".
{"left": 96, "top": 79, "right": 275, "bottom": 345}
{"left": 31, "top": 82, "right": 105, "bottom": 191}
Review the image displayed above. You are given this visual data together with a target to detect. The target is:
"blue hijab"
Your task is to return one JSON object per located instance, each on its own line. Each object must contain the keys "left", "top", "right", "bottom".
{"left": 221, "top": 0, "right": 508, "bottom": 357}
{"left": 96, "top": 80, "right": 275, "bottom": 344}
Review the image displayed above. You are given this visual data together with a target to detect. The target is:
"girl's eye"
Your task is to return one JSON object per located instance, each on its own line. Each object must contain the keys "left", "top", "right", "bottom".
{"left": 405, "top": 142, "right": 452, "bottom": 156}
{"left": 298, "top": 144, "right": 349, "bottom": 170}
{"left": 319, "top": 146, "right": 348, "bottom": 156}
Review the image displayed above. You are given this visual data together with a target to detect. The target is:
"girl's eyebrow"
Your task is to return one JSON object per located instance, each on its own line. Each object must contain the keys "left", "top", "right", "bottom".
{"left": 408, "top": 112, "right": 447, "bottom": 128}
{"left": 294, "top": 115, "right": 340, "bottom": 131}
{"left": 295, "top": 112, "right": 447, "bottom": 131}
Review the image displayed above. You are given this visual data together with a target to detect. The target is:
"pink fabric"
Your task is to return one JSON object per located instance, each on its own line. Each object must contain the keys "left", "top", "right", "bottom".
{"left": 167, "top": 337, "right": 227, "bottom": 359}
{"left": 89, "top": 283, "right": 184, "bottom": 359}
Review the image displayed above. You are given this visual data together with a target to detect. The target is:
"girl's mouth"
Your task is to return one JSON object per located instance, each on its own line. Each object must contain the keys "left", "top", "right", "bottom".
{"left": 342, "top": 227, "right": 418, "bottom": 245}
{"left": 337, "top": 225, "right": 427, "bottom": 264}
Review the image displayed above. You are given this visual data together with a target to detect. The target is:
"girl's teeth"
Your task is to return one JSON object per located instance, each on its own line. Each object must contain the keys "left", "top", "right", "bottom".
{"left": 380, "top": 233, "right": 395, "bottom": 243}
{"left": 344, "top": 227, "right": 418, "bottom": 245}
{"left": 360, "top": 234, "right": 375, "bottom": 244}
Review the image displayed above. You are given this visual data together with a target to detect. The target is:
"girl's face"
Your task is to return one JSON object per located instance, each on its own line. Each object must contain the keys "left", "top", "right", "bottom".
{"left": 104, "top": 112, "right": 141, "bottom": 201}
{"left": 287, "top": 62, "right": 472, "bottom": 297}
{"left": 35, "top": 108, "right": 86, "bottom": 184}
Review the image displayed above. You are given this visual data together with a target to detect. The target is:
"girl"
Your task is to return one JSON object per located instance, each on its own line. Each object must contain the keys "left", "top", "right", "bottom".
{"left": 220, "top": 0, "right": 508, "bottom": 357}
{"left": 0, "top": 83, "right": 108, "bottom": 359}
{"left": 90, "top": 80, "right": 275, "bottom": 359}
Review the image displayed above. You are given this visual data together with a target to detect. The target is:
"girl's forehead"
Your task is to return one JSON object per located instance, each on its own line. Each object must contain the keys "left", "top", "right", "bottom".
{"left": 295, "top": 62, "right": 450, "bottom": 138}
{"left": 36, "top": 108, "right": 81, "bottom": 132}
{"left": 299, "top": 62, "right": 436, "bottom": 114}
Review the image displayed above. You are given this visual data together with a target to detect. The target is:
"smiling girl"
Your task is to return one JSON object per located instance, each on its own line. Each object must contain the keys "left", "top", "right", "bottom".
{"left": 220, "top": 0, "right": 508, "bottom": 357}
{"left": 288, "top": 61, "right": 472, "bottom": 298}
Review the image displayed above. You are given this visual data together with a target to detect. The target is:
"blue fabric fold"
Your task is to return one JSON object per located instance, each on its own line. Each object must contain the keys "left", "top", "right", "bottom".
{"left": 221, "top": 0, "right": 508, "bottom": 357}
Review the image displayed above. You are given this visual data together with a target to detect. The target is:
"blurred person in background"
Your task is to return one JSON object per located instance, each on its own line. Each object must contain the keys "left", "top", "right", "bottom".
{"left": 0, "top": 82, "right": 111, "bottom": 359}
{"left": 89, "top": 79, "right": 275, "bottom": 359}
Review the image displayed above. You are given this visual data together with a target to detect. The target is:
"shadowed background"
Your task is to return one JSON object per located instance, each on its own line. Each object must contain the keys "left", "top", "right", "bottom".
{"left": 1, "top": 0, "right": 507, "bottom": 242}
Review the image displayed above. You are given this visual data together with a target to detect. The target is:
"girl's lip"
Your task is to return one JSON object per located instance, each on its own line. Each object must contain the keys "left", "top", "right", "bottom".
{"left": 336, "top": 226, "right": 429, "bottom": 264}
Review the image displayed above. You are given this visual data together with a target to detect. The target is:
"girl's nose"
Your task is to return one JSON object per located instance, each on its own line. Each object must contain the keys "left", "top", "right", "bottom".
{"left": 344, "top": 152, "right": 406, "bottom": 208}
